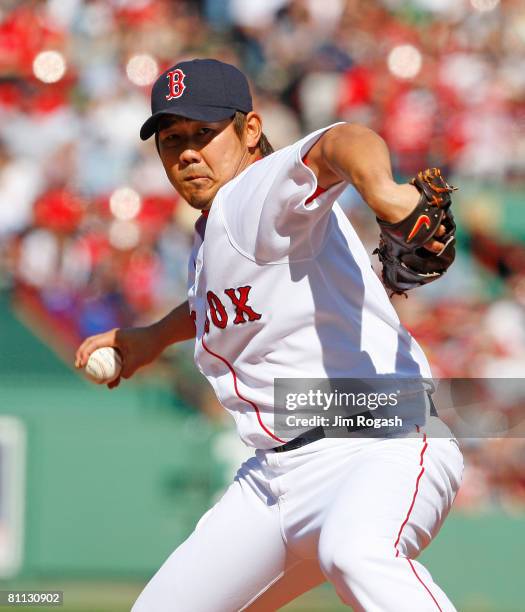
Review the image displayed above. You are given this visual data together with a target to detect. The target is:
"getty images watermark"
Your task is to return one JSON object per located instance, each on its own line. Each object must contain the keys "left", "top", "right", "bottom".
{"left": 284, "top": 388, "right": 402, "bottom": 430}
{"left": 273, "top": 378, "right": 525, "bottom": 439}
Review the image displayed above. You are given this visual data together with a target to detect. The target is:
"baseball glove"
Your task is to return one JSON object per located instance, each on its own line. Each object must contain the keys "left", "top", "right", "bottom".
{"left": 374, "top": 168, "right": 457, "bottom": 296}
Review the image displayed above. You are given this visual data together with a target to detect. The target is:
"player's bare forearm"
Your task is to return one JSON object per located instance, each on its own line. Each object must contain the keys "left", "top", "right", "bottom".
{"left": 75, "top": 300, "right": 195, "bottom": 387}
{"left": 149, "top": 300, "right": 196, "bottom": 349}
{"left": 306, "top": 123, "right": 419, "bottom": 223}
{"left": 305, "top": 123, "right": 446, "bottom": 253}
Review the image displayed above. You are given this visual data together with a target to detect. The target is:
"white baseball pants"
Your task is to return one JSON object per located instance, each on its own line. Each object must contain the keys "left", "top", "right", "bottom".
{"left": 132, "top": 419, "right": 463, "bottom": 611}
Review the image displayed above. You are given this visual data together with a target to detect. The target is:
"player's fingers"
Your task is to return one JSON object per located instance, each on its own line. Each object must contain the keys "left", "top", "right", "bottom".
{"left": 75, "top": 338, "right": 97, "bottom": 368}
{"left": 120, "top": 364, "right": 135, "bottom": 380}
{"left": 424, "top": 233, "right": 455, "bottom": 254}
{"left": 424, "top": 239, "right": 445, "bottom": 254}
{"left": 75, "top": 330, "right": 118, "bottom": 368}
{"left": 76, "top": 338, "right": 103, "bottom": 368}
{"left": 107, "top": 377, "right": 121, "bottom": 390}
{"left": 421, "top": 224, "right": 447, "bottom": 254}
{"left": 435, "top": 224, "right": 446, "bottom": 238}
{"left": 75, "top": 339, "right": 89, "bottom": 366}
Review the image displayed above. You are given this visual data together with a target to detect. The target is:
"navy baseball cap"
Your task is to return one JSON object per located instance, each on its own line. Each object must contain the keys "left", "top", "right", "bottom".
{"left": 140, "top": 59, "right": 253, "bottom": 141}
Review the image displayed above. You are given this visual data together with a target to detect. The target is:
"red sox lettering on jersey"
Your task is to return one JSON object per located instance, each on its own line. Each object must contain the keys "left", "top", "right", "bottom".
{"left": 191, "top": 286, "right": 262, "bottom": 332}
{"left": 207, "top": 286, "right": 262, "bottom": 329}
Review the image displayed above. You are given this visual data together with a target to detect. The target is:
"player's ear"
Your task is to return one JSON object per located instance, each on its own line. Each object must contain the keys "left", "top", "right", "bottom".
{"left": 245, "top": 112, "right": 263, "bottom": 152}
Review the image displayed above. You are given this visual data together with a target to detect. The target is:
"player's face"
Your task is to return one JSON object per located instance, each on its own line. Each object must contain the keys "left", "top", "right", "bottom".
{"left": 157, "top": 116, "right": 248, "bottom": 210}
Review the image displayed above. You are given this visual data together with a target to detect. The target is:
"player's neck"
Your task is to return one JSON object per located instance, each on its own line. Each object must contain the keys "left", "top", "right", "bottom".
{"left": 196, "top": 149, "right": 263, "bottom": 214}
{"left": 233, "top": 148, "right": 260, "bottom": 178}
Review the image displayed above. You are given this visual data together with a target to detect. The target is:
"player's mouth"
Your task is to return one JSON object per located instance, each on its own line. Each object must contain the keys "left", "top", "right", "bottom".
{"left": 184, "top": 175, "right": 211, "bottom": 183}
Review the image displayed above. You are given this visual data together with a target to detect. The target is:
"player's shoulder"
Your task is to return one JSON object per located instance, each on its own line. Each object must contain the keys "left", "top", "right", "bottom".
{"left": 217, "top": 122, "right": 346, "bottom": 200}
{"left": 213, "top": 153, "right": 284, "bottom": 211}
{"left": 217, "top": 141, "right": 295, "bottom": 197}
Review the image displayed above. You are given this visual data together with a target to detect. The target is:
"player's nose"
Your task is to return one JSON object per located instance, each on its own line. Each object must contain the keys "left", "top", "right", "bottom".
{"left": 179, "top": 147, "right": 202, "bottom": 166}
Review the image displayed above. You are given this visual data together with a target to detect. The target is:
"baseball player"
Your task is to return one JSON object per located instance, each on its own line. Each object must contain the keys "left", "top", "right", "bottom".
{"left": 75, "top": 59, "right": 463, "bottom": 611}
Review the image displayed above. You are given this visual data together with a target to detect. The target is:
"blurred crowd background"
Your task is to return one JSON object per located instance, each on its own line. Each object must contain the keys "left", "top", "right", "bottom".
{"left": 1, "top": 0, "right": 525, "bottom": 514}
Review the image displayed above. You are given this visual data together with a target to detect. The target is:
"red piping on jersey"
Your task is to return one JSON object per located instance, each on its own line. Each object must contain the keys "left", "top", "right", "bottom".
{"left": 393, "top": 430, "right": 428, "bottom": 556}
{"left": 393, "top": 431, "right": 442, "bottom": 611}
{"left": 200, "top": 336, "right": 286, "bottom": 444}
{"left": 302, "top": 155, "right": 327, "bottom": 204}
{"left": 406, "top": 559, "right": 444, "bottom": 612}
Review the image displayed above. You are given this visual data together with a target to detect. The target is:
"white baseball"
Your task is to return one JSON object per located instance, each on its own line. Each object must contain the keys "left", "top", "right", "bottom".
{"left": 84, "top": 347, "right": 123, "bottom": 384}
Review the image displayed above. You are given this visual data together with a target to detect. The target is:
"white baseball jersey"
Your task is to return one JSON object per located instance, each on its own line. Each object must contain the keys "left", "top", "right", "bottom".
{"left": 187, "top": 123, "right": 432, "bottom": 449}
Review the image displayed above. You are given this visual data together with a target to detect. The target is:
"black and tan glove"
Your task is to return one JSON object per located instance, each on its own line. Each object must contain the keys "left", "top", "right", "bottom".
{"left": 374, "top": 168, "right": 457, "bottom": 296}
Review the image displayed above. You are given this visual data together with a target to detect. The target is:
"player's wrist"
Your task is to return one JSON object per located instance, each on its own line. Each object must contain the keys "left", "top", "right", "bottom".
{"left": 370, "top": 182, "right": 419, "bottom": 223}
{"left": 147, "top": 320, "right": 172, "bottom": 352}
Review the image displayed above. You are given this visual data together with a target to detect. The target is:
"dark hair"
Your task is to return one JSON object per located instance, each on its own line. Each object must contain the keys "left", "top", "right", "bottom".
{"left": 233, "top": 112, "right": 274, "bottom": 157}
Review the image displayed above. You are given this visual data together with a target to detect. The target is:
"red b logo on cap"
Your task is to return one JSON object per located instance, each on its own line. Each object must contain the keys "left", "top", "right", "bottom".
{"left": 166, "top": 69, "right": 186, "bottom": 101}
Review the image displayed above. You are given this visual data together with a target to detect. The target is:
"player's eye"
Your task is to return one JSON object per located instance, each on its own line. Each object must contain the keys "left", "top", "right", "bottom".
{"left": 163, "top": 133, "right": 180, "bottom": 143}
{"left": 197, "top": 127, "right": 213, "bottom": 136}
